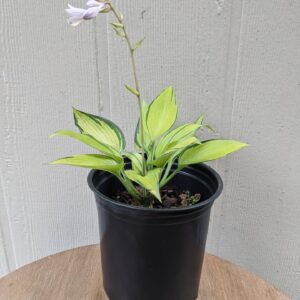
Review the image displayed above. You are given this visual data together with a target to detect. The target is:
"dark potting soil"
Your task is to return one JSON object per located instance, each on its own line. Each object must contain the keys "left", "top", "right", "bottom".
{"left": 113, "top": 186, "right": 201, "bottom": 208}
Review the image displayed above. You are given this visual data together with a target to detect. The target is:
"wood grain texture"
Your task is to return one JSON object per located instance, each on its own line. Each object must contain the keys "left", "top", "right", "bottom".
{"left": 0, "top": 245, "right": 289, "bottom": 300}
{"left": 0, "top": 0, "right": 300, "bottom": 299}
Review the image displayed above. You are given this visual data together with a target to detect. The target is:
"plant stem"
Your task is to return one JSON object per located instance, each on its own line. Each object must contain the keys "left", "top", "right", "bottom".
{"left": 118, "top": 171, "right": 140, "bottom": 198}
{"left": 109, "top": 3, "right": 147, "bottom": 176}
{"left": 160, "top": 166, "right": 184, "bottom": 188}
{"left": 160, "top": 160, "right": 174, "bottom": 184}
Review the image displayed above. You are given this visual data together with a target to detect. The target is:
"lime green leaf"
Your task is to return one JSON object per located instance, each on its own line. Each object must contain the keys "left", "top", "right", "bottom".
{"left": 50, "top": 130, "right": 122, "bottom": 161}
{"left": 100, "top": 7, "right": 111, "bottom": 13}
{"left": 152, "top": 152, "right": 172, "bottom": 168}
{"left": 179, "top": 140, "right": 248, "bottom": 166}
{"left": 134, "top": 101, "right": 151, "bottom": 150}
{"left": 146, "top": 86, "right": 178, "bottom": 141}
{"left": 125, "top": 152, "right": 144, "bottom": 174}
{"left": 155, "top": 123, "right": 201, "bottom": 157}
{"left": 153, "top": 123, "right": 201, "bottom": 167}
{"left": 203, "top": 124, "right": 215, "bottom": 132}
{"left": 159, "top": 148, "right": 185, "bottom": 187}
{"left": 125, "top": 169, "right": 162, "bottom": 201}
{"left": 50, "top": 154, "right": 124, "bottom": 174}
{"left": 73, "top": 108, "right": 125, "bottom": 151}
{"left": 195, "top": 114, "right": 215, "bottom": 132}
{"left": 196, "top": 114, "right": 205, "bottom": 125}
{"left": 111, "top": 22, "right": 124, "bottom": 28}
{"left": 133, "top": 37, "right": 145, "bottom": 50}
{"left": 153, "top": 137, "right": 200, "bottom": 168}
{"left": 125, "top": 85, "right": 140, "bottom": 96}
{"left": 112, "top": 27, "right": 125, "bottom": 37}
{"left": 166, "top": 137, "right": 200, "bottom": 153}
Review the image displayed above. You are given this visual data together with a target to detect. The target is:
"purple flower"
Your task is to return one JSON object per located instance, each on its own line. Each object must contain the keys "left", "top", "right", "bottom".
{"left": 65, "top": 1, "right": 106, "bottom": 26}
{"left": 86, "top": 0, "right": 103, "bottom": 7}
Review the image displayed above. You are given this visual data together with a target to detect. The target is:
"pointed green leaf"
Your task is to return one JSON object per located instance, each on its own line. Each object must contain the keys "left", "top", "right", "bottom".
{"left": 179, "top": 140, "right": 248, "bottom": 166}
{"left": 112, "top": 27, "right": 125, "bottom": 37}
{"left": 125, "top": 85, "right": 140, "bottom": 96}
{"left": 111, "top": 22, "right": 124, "bottom": 28}
{"left": 153, "top": 137, "right": 200, "bottom": 168}
{"left": 133, "top": 37, "right": 145, "bottom": 50}
{"left": 203, "top": 124, "right": 215, "bottom": 132}
{"left": 100, "top": 7, "right": 111, "bottom": 13}
{"left": 153, "top": 123, "right": 201, "bottom": 167}
{"left": 155, "top": 123, "right": 201, "bottom": 157}
{"left": 146, "top": 86, "right": 177, "bottom": 141}
{"left": 196, "top": 114, "right": 205, "bottom": 125}
{"left": 50, "top": 154, "right": 124, "bottom": 174}
{"left": 73, "top": 108, "right": 125, "bottom": 151}
{"left": 50, "top": 130, "right": 122, "bottom": 161}
{"left": 159, "top": 148, "right": 186, "bottom": 187}
{"left": 166, "top": 137, "right": 200, "bottom": 153}
{"left": 195, "top": 114, "right": 215, "bottom": 132}
{"left": 134, "top": 101, "right": 151, "bottom": 150}
{"left": 125, "top": 152, "right": 144, "bottom": 174}
{"left": 152, "top": 152, "right": 172, "bottom": 168}
{"left": 125, "top": 169, "right": 162, "bottom": 201}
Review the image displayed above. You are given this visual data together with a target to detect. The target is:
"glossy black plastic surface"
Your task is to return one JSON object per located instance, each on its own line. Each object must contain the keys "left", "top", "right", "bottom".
{"left": 88, "top": 164, "right": 223, "bottom": 300}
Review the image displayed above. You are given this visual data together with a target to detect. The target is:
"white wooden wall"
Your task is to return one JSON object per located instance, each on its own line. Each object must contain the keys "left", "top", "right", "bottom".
{"left": 1, "top": 0, "right": 299, "bottom": 298}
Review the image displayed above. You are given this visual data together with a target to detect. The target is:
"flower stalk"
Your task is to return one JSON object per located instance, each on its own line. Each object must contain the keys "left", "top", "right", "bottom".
{"left": 108, "top": 3, "right": 147, "bottom": 177}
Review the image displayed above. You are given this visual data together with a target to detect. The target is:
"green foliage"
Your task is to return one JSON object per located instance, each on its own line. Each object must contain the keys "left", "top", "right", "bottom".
{"left": 50, "top": 130, "right": 122, "bottom": 161}
{"left": 61, "top": 3, "right": 248, "bottom": 207}
{"left": 179, "top": 140, "right": 248, "bottom": 166}
{"left": 146, "top": 86, "right": 177, "bottom": 141}
{"left": 133, "top": 37, "right": 145, "bottom": 50}
{"left": 125, "top": 85, "right": 140, "bottom": 96}
{"left": 50, "top": 154, "right": 124, "bottom": 174}
{"left": 155, "top": 123, "right": 201, "bottom": 157}
{"left": 125, "top": 169, "right": 162, "bottom": 202}
{"left": 124, "top": 152, "right": 144, "bottom": 174}
{"left": 111, "top": 23, "right": 125, "bottom": 37}
{"left": 134, "top": 101, "right": 151, "bottom": 150}
{"left": 153, "top": 123, "right": 201, "bottom": 167}
{"left": 111, "top": 22, "right": 124, "bottom": 29}
{"left": 51, "top": 88, "right": 248, "bottom": 206}
{"left": 73, "top": 108, "right": 125, "bottom": 151}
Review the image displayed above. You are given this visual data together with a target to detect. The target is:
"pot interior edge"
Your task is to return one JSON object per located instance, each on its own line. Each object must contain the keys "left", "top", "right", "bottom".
{"left": 88, "top": 163, "right": 223, "bottom": 215}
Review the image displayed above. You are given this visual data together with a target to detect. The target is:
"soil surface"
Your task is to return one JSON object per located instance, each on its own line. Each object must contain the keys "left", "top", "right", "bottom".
{"left": 113, "top": 186, "right": 201, "bottom": 208}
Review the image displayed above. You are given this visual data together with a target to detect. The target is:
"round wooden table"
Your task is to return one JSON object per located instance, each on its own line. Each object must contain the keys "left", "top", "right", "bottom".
{"left": 0, "top": 245, "right": 289, "bottom": 300}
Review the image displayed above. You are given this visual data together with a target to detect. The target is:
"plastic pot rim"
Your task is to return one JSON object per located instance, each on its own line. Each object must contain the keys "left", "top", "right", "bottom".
{"left": 88, "top": 163, "right": 223, "bottom": 215}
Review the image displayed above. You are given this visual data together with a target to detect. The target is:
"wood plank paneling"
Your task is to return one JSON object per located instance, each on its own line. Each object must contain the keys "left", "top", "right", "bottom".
{"left": 0, "top": 0, "right": 110, "bottom": 269}
{"left": 0, "top": 227, "right": 9, "bottom": 277}
{"left": 214, "top": 1, "right": 300, "bottom": 299}
{"left": 206, "top": 0, "right": 245, "bottom": 254}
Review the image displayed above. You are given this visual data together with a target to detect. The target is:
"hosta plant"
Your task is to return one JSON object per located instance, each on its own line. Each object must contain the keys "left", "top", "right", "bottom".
{"left": 51, "top": 0, "right": 247, "bottom": 207}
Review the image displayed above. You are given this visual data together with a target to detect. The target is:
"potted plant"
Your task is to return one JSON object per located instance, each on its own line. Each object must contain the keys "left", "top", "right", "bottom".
{"left": 51, "top": 1, "right": 248, "bottom": 299}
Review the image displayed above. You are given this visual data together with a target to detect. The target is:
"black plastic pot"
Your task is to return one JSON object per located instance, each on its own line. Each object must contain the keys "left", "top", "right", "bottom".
{"left": 88, "top": 163, "right": 223, "bottom": 300}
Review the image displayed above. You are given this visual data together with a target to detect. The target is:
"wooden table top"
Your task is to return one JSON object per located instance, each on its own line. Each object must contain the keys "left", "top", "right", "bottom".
{"left": 0, "top": 245, "right": 289, "bottom": 300}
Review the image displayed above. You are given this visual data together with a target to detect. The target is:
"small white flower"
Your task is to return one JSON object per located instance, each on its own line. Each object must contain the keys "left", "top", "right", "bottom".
{"left": 86, "top": 0, "right": 104, "bottom": 8}
{"left": 65, "top": 2, "right": 106, "bottom": 26}
{"left": 83, "top": 5, "right": 104, "bottom": 19}
{"left": 65, "top": 4, "right": 86, "bottom": 26}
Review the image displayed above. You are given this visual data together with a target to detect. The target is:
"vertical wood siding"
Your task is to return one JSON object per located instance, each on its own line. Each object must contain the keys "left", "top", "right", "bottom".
{"left": 0, "top": 0, "right": 299, "bottom": 298}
